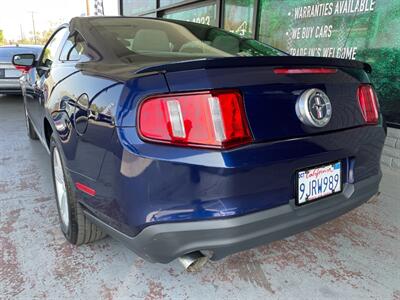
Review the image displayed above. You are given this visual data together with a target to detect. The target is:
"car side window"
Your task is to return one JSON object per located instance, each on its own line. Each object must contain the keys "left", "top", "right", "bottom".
{"left": 40, "top": 28, "right": 68, "bottom": 68}
{"left": 60, "top": 33, "right": 88, "bottom": 61}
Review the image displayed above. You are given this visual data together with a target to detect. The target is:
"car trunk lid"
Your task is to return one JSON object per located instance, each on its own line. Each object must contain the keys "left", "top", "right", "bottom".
{"left": 137, "top": 56, "right": 371, "bottom": 142}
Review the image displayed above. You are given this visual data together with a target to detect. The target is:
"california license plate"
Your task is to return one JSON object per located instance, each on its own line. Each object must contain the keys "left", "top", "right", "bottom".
{"left": 296, "top": 161, "right": 342, "bottom": 205}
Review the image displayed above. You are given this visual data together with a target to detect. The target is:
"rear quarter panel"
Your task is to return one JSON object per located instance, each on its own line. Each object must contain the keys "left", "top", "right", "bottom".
{"left": 46, "top": 71, "right": 122, "bottom": 179}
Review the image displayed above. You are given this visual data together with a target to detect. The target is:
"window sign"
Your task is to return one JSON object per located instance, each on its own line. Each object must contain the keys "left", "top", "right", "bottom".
{"left": 258, "top": 0, "right": 400, "bottom": 125}
{"left": 164, "top": 3, "right": 217, "bottom": 26}
{"left": 142, "top": 12, "right": 157, "bottom": 17}
{"left": 224, "top": 0, "right": 255, "bottom": 37}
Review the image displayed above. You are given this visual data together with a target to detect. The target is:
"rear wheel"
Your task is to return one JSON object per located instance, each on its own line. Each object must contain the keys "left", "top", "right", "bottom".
{"left": 50, "top": 134, "right": 106, "bottom": 245}
{"left": 24, "top": 105, "right": 38, "bottom": 140}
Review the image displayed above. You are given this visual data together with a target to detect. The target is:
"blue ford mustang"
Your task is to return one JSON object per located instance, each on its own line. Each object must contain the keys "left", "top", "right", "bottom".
{"left": 13, "top": 17, "right": 385, "bottom": 269}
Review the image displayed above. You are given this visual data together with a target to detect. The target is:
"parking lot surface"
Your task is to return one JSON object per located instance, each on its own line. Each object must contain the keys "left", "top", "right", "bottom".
{"left": 1, "top": 95, "right": 399, "bottom": 299}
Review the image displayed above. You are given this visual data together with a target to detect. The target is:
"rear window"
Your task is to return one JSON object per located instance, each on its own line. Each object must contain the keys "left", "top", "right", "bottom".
{"left": 0, "top": 48, "right": 16, "bottom": 62}
{"left": 88, "top": 18, "right": 285, "bottom": 61}
{"left": 0, "top": 47, "right": 42, "bottom": 62}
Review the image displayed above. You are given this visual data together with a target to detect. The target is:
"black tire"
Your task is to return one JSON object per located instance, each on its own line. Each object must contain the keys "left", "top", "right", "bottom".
{"left": 50, "top": 134, "right": 106, "bottom": 245}
{"left": 24, "top": 105, "right": 39, "bottom": 140}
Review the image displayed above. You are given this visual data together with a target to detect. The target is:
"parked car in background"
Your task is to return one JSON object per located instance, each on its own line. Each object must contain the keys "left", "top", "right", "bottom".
{"left": 0, "top": 45, "right": 42, "bottom": 95}
{"left": 12, "top": 17, "right": 385, "bottom": 271}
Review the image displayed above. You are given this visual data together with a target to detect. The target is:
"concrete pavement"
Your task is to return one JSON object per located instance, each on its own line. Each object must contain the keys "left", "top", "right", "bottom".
{"left": 0, "top": 95, "right": 399, "bottom": 299}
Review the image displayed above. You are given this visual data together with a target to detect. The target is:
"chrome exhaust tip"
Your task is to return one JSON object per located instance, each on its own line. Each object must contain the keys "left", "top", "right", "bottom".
{"left": 178, "top": 251, "right": 209, "bottom": 272}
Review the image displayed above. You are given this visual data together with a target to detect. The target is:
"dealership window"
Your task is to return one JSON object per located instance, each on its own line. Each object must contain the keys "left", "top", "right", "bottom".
{"left": 122, "top": 0, "right": 156, "bottom": 15}
{"left": 163, "top": 2, "right": 217, "bottom": 26}
{"left": 120, "top": 0, "right": 399, "bottom": 127}
{"left": 257, "top": 0, "right": 288, "bottom": 51}
{"left": 224, "top": 0, "right": 255, "bottom": 37}
{"left": 257, "top": 0, "right": 399, "bottom": 126}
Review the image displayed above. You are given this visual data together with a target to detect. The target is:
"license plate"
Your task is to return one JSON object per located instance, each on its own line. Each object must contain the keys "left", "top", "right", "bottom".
{"left": 5, "top": 69, "right": 21, "bottom": 78}
{"left": 296, "top": 161, "right": 342, "bottom": 205}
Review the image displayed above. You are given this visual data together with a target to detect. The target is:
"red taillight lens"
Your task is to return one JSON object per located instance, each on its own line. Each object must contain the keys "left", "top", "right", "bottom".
{"left": 138, "top": 90, "right": 253, "bottom": 149}
{"left": 14, "top": 65, "right": 31, "bottom": 74}
{"left": 357, "top": 84, "right": 379, "bottom": 124}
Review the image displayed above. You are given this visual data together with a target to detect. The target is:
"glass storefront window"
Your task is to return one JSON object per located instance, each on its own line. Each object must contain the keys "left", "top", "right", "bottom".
{"left": 120, "top": 0, "right": 398, "bottom": 125}
{"left": 142, "top": 12, "right": 157, "bottom": 18}
{"left": 258, "top": 0, "right": 400, "bottom": 126}
{"left": 224, "top": 0, "right": 255, "bottom": 37}
{"left": 160, "top": 0, "right": 186, "bottom": 7}
{"left": 122, "top": 0, "right": 156, "bottom": 15}
{"left": 163, "top": 2, "right": 217, "bottom": 26}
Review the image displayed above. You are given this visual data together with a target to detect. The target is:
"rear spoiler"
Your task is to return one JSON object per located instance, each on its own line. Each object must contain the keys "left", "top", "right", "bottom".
{"left": 135, "top": 56, "right": 372, "bottom": 75}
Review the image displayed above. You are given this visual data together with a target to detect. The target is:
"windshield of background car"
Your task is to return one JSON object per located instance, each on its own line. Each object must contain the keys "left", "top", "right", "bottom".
{"left": 88, "top": 18, "right": 286, "bottom": 61}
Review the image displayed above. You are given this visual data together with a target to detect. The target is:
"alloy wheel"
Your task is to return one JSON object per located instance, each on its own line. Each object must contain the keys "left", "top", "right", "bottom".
{"left": 53, "top": 147, "right": 70, "bottom": 228}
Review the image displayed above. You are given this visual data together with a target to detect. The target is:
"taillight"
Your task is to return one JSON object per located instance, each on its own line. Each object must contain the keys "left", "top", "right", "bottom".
{"left": 357, "top": 84, "right": 379, "bottom": 124}
{"left": 137, "top": 90, "right": 253, "bottom": 149}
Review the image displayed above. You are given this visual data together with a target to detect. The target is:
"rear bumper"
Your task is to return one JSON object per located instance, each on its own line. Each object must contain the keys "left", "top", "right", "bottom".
{"left": 0, "top": 79, "right": 21, "bottom": 94}
{"left": 85, "top": 172, "right": 381, "bottom": 263}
